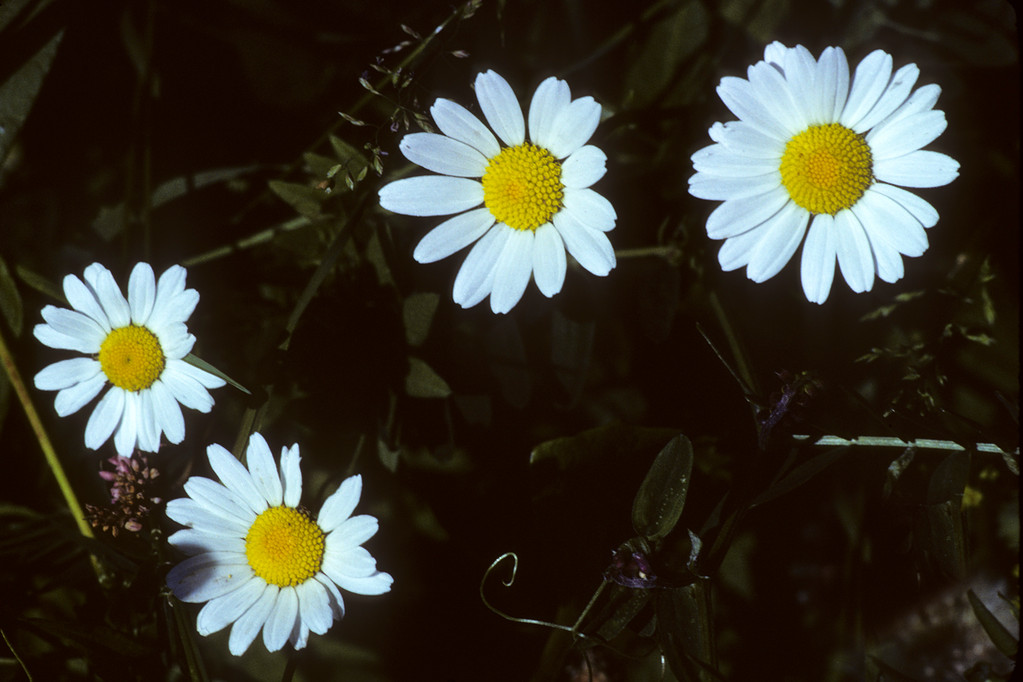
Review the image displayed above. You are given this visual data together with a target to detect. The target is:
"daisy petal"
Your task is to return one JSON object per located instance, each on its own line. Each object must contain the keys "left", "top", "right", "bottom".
{"left": 196, "top": 577, "right": 266, "bottom": 636}
{"left": 705, "top": 187, "right": 790, "bottom": 240}
{"left": 399, "top": 133, "right": 489, "bottom": 177}
{"left": 552, "top": 209, "right": 615, "bottom": 276}
{"left": 544, "top": 96, "right": 601, "bottom": 159}
{"left": 319, "top": 475, "right": 362, "bottom": 532}
{"left": 853, "top": 63, "right": 919, "bottom": 133}
{"left": 296, "top": 579, "right": 333, "bottom": 635}
{"left": 869, "top": 183, "right": 939, "bottom": 229}
{"left": 834, "top": 210, "right": 875, "bottom": 294}
{"left": 745, "top": 202, "right": 810, "bottom": 283}
{"left": 562, "top": 189, "right": 616, "bottom": 232}
{"left": 229, "top": 585, "right": 278, "bottom": 656}
{"left": 379, "top": 176, "right": 484, "bottom": 217}
{"left": 128, "top": 262, "right": 157, "bottom": 326}
{"left": 63, "top": 274, "right": 110, "bottom": 330}
{"left": 35, "top": 357, "right": 102, "bottom": 391}
{"left": 800, "top": 215, "right": 838, "bottom": 304}
{"left": 528, "top": 76, "right": 571, "bottom": 151}
{"left": 413, "top": 208, "right": 495, "bottom": 264}
{"left": 430, "top": 98, "right": 501, "bottom": 158}
{"left": 868, "top": 110, "right": 947, "bottom": 160}
{"left": 53, "top": 374, "right": 107, "bottom": 417}
{"left": 841, "top": 50, "right": 892, "bottom": 130}
{"left": 85, "top": 387, "right": 124, "bottom": 451}
{"left": 489, "top": 229, "right": 534, "bottom": 314}
{"left": 262, "top": 586, "right": 298, "bottom": 653}
{"left": 874, "top": 150, "right": 959, "bottom": 188}
{"left": 246, "top": 432, "right": 284, "bottom": 507}
{"left": 532, "top": 223, "right": 567, "bottom": 297}
{"left": 452, "top": 225, "right": 508, "bottom": 309}
{"left": 561, "top": 145, "right": 606, "bottom": 189}
{"left": 84, "top": 263, "right": 131, "bottom": 328}
{"left": 475, "top": 70, "right": 525, "bottom": 146}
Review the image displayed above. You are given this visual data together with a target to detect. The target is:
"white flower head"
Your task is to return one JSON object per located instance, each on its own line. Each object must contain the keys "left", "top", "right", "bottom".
{"left": 166, "top": 433, "right": 393, "bottom": 656}
{"left": 33, "top": 262, "right": 226, "bottom": 457}
{"left": 689, "top": 42, "right": 959, "bottom": 303}
{"left": 379, "top": 70, "right": 618, "bottom": 314}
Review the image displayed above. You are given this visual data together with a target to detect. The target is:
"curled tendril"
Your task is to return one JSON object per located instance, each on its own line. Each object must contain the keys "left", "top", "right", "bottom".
{"left": 479, "top": 553, "right": 578, "bottom": 633}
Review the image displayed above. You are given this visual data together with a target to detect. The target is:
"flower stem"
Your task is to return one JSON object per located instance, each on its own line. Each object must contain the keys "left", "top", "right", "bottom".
{"left": 0, "top": 324, "right": 94, "bottom": 541}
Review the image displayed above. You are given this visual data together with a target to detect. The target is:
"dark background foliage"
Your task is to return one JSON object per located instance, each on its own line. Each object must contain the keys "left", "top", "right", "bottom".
{"left": 0, "top": 0, "right": 1018, "bottom": 680}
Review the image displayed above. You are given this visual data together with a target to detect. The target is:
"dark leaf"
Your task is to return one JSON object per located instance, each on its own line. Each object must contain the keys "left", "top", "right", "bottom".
{"left": 632, "top": 435, "right": 694, "bottom": 542}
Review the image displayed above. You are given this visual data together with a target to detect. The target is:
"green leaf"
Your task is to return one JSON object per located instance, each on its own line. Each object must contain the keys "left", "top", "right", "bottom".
{"left": 882, "top": 447, "right": 916, "bottom": 499}
{"left": 0, "top": 255, "right": 23, "bottom": 335}
{"left": 623, "top": 0, "right": 708, "bottom": 108}
{"left": 632, "top": 435, "right": 694, "bottom": 542}
{"left": 529, "top": 424, "right": 680, "bottom": 469}
{"left": 0, "top": 1, "right": 62, "bottom": 167}
{"left": 268, "top": 179, "right": 327, "bottom": 218}
{"left": 182, "top": 353, "right": 250, "bottom": 395}
{"left": 655, "top": 582, "right": 719, "bottom": 682}
{"left": 403, "top": 292, "right": 439, "bottom": 347}
{"left": 966, "top": 589, "right": 1019, "bottom": 658}
{"left": 377, "top": 438, "right": 401, "bottom": 473}
{"left": 927, "top": 450, "right": 970, "bottom": 505}
{"left": 404, "top": 357, "right": 451, "bottom": 399}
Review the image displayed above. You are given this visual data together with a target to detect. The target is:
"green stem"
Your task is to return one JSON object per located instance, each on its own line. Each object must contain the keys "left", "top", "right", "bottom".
{"left": 614, "top": 245, "right": 679, "bottom": 260}
{"left": 793, "top": 434, "right": 1018, "bottom": 455}
{"left": 0, "top": 325, "right": 93, "bottom": 541}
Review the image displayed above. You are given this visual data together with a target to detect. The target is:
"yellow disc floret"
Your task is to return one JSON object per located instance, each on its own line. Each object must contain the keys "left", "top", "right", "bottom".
{"left": 779, "top": 123, "right": 873, "bottom": 216}
{"left": 245, "top": 506, "right": 325, "bottom": 587}
{"left": 482, "top": 143, "right": 564, "bottom": 231}
{"left": 98, "top": 325, "right": 166, "bottom": 392}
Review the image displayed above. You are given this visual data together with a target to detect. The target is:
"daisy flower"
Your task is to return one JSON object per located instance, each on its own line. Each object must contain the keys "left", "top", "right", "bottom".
{"left": 379, "top": 70, "right": 617, "bottom": 313}
{"left": 165, "top": 433, "right": 393, "bottom": 655}
{"left": 33, "top": 262, "right": 225, "bottom": 457}
{"left": 689, "top": 42, "right": 959, "bottom": 303}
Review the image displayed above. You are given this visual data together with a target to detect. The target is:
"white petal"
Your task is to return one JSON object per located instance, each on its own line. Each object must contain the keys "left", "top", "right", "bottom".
{"left": 195, "top": 577, "right": 266, "bottom": 636}
{"left": 379, "top": 176, "right": 484, "bottom": 216}
{"left": 868, "top": 110, "right": 947, "bottom": 161}
{"left": 229, "top": 585, "right": 278, "bottom": 656}
{"left": 430, "top": 98, "right": 500, "bottom": 158}
{"left": 166, "top": 551, "right": 253, "bottom": 603}
{"left": 166, "top": 498, "right": 251, "bottom": 538}
{"left": 262, "top": 587, "right": 298, "bottom": 653}
{"left": 150, "top": 380, "right": 185, "bottom": 445}
{"left": 853, "top": 204, "right": 905, "bottom": 284}
{"left": 841, "top": 50, "right": 893, "bottom": 130}
{"left": 319, "top": 475, "right": 362, "bottom": 532}
{"left": 147, "top": 266, "right": 196, "bottom": 332}
{"left": 875, "top": 83, "right": 941, "bottom": 131}
{"left": 63, "top": 274, "right": 110, "bottom": 330}
{"left": 560, "top": 145, "right": 606, "bottom": 189}
{"left": 489, "top": 229, "right": 534, "bottom": 314}
{"left": 296, "top": 579, "right": 332, "bottom": 635}
{"left": 135, "top": 389, "right": 160, "bottom": 453}
{"left": 800, "top": 215, "right": 838, "bottom": 304}
{"left": 475, "top": 70, "right": 524, "bottom": 146}
{"left": 562, "top": 189, "right": 616, "bottom": 232}
{"left": 331, "top": 572, "right": 393, "bottom": 596}
{"left": 543, "top": 96, "right": 601, "bottom": 159}
{"left": 53, "top": 374, "right": 107, "bottom": 417}
{"left": 852, "top": 63, "right": 919, "bottom": 133}
{"left": 869, "top": 183, "right": 938, "bottom": 228}
{"left": 528, "top": 76, "right": 571, "bottom": 151}
{"left": 716, "top": 76, "right": 789, "bottom": 141}
{"left": 705, "top": 187, "right": 790, "bottom": 240}
{"left": 552, "top": 209, "right": 615, "bottom": 276}
{"left": 745, "top": 202, "right": 810, "bottom": 282}
{"left": 834, "top": 210, "right": 875, "bottom": 293}
{"left": 246, "top": 432, "right": 283, "bottom": 507}
{"left": 185, "top": 476, "right": 260, "bottom": 526}
{"left": 707, "top": 121, "right": 785, "bottom": 159}
{"left": 815, "top": 47, "right": 850, "bottom": 123}
{"left": 168, "top": 529, "right": 246, "bottom": 555}
{"left": 206, "top": 443, "right": 268, "bottom": 516}
{"left": 35, "top": 357, "right": 102, "bottom": 391}
{"left": 873, "top": 150, "right": 959, "bottom": 188}
{"left": 84, "top": 263, "right": 130, "bottom": 329}
{"left": 328, "top": 515, "right": 379, "bottom": 551}
{"left": 691, "top": 144, "right": 781, "bottom": 177}
{"left": 37, "top": 307, "right": 107, "bottom": 352}
{"left": 280, "top": 443, "right": 302, "bottom": 508}
{"left": 128, "top": 263, "right": 157, "bottom": 326}
{"left": 718, "top": 223, "right": 765, "bottom": 272}
{"left": 688, "top": 172, "right": 781, "bottom": 201}
{"left": 323, "top": 546, "right": 377, "bottom": 579}
{"left": 159, "top": 362, "right": 216, "bottom": 412}
{"left": 747, "top": 60, "right": 806, "bottom": 132}
{"left": 532, "top": 223, "right": 567, "bottom": 297}
{"left": 412, "top": 207, "right": 495, "bottom": 264}
{"left": 451, "top": 225, "right": 508, "bottom": 309}
{"left": 399, "top": 132, "right": 488, "bottom": 177}
{"left": 857, "top": 188, "right": 929, "bottom": 256}
{"left": 84, "top": 387, "right": 124, "bottom": 451}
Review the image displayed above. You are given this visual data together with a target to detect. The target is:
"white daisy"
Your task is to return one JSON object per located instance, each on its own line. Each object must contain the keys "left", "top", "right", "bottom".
{"left": 165, "top": 432, "right": 393, "bottom": 656}
{"left": 33, "top": 262, "right": 226, "bottom": 457}
{"left": 689, "top": 42, "right": 960, "bottom": 303}
{"left": 379, "top": 69, "right": 617, "bottom": 314}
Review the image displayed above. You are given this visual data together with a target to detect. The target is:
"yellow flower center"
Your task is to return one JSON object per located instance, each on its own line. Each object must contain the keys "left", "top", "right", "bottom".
{"left": 481, "top": 143, "right": 564, "bottom": 231}
{"left": 779, "top": 123, "right": 873, "bottom": 216}
{"left": 245, "top": 505, "right": 325, "bottom": 587}
{"left": 98, "top": 325, "right": 166, "bottom": 392}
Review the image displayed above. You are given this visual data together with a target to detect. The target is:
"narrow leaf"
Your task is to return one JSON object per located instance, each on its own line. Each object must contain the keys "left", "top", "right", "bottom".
{"left": 632, "top": 435, "right": 694, "bottom": 542}
{"left": 967, "top": 589, "right": 1019, "bottom": 658}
